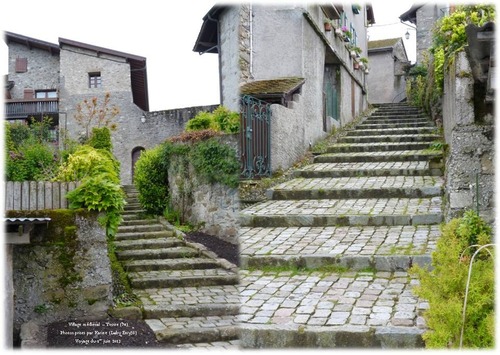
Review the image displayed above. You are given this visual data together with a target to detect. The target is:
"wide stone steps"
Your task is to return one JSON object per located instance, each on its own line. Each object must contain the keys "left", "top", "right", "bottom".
{"left": 359, "top": 122, "right": 433, "bottom": 129}
{"left": 114, "top": 237, "right": 184, "bottom": 251}
{"left": 294, "top": 161, "right": 442, "bottom": 178}
{"left": 314, "top": 150, "right": 442, "bottom": 163}
{"left": 120, "top": 218, "right": 162, "bottom": 226}
{"left": 339, "top": 134, "right": 440, "bottom": 144}
{"left": 122, "top": 258, "right": 223, "bottom": 272}
{"left": 327, "top": 142, "right": 433, "bottom": 153}
{"left": 129, "top": 269, "right": 239, "bottom": 289}
{"left": 117, "top": 224, "right": 165, "bottom": 233}
{"left": 267, "top": 176, "right": 443, "bottom": 200}
{"left": 240, "top": 197, "right": 443, "bottom": 227}
{"left": 239, "top": 225, "right": 439, "bottom": 271}
{"left": 114, "top": 230, "right": 175, "bottom": 241}
{"left": 346, "top": 127, "right": 437, "bottom": 136}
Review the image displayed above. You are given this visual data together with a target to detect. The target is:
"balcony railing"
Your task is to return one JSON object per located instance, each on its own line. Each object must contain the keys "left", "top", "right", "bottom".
{"left": 4, "top": 98, "right": 59, "bottom": 119}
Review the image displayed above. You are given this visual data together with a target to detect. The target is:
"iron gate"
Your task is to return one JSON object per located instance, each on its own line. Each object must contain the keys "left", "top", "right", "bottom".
{"left": 240, "top": 95, "right": 271, "bottom": 179}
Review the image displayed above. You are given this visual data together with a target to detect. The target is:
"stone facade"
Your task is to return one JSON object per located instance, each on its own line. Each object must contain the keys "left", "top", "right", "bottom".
{"left": 415, "top": 4, "right": 445, "bottom": 65}
{"left": 442, "top": 51, "right": 495, "bottom": 222}
{"left": 367, "top": 38, "right": 409, "bottom": 104}
{"left": 10, "top": 211, "right": 112, "bottom": 344}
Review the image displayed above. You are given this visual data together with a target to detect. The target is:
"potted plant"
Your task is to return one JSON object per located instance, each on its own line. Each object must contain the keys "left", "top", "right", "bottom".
{"left": 342, "top": 27, "right": 352, "bottom": 42}
{"left": 352, "top": 4, "right": 361, "bottom": 14}
{"left": 364, "top": 68, "right": 370, "bottom": 74}
{"left": 335, "top": 27, "right": 343, "bottom": 36}
{"left": 351, "top": 46, "right": 362, "bottom": 58}
{"left": 324, "top": 19, "right": 332, "bottom": 31}
{"left": 353, "top": 60, "right": 360, "bottom": 70}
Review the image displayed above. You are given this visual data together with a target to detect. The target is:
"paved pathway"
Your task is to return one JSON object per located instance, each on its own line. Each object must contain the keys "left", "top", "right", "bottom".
{"left": 238, "top": 103, "right": 444, "bottom": 348}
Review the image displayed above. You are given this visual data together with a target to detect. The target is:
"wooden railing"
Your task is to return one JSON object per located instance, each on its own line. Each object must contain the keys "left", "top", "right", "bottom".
{"left": 4, "top": 181, "right": 79, "bottom": 211}
{"left": 4, "top": 99, "right": 59, "bottom": 119}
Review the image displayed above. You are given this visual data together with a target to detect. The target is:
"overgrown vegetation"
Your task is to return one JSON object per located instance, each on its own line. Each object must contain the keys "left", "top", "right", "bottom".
{"left": 410, "top": 210, "right": 494, "bottom": 349}
{"left": 406, "top": 5, "right": 495, "bottom": 113}
{"left": 185, "top": 105, "right": 240, "bottom": 133}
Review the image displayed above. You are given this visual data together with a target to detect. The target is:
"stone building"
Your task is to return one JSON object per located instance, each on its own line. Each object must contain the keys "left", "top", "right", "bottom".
{"left": 367, "top": 37, "right": 410, "bottom": 103}
{"left": 4, "top": 32, "right": 215, "bottom": 184}
{"left": 399, "top": 3, "right": 449, "bottom": 65}
{"left": 194, "top": 3, "right": 375, "bottom": 175}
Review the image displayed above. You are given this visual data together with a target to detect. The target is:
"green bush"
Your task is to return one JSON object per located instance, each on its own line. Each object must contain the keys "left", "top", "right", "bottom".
{"left": 7, "top": 142, "right": 57, "bottom": 181}
{"left": 185, "top": 106, "right": 240, "bottom": 133}
{"left": 133, "top": 145, "right": 169, "bottom": 215}
{"left": 88, "top": 127, "right": 112, "bottom": 151}
{"left": 54, "top": 145, "right": 124, "bottom": 236}
{"left": 410, "top": 210, "right": 494, "bottom": 349}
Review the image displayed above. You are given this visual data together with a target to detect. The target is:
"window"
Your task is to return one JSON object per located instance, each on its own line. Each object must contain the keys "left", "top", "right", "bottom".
{"left": 88, "top": 72, "right": 102, "bottom": 88}
{"left": 15, "top": 58, "right": 28, "bottom": 73}
{"left": 35, "top": 90, "right": 58, "bottom": 99}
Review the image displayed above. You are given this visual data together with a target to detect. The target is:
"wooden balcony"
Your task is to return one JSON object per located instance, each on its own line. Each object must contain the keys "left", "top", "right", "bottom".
{"left": 4, "top": 98, "right": 59, "bottom": 119}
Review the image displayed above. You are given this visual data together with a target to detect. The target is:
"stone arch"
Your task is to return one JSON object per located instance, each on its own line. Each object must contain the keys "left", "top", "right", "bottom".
{"left": 131, "top": 147, "right": 145, "bottom": 183}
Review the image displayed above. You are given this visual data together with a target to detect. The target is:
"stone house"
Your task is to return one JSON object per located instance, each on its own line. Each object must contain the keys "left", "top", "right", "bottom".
{"left": 399, "top": 3, "right": 449, "bottom": 65}
{"left": 4, "top": 31, "right": 216, "bottom": 184}
{"left": 367, "top": 37, "right": 410, "bottom": 103}
{"left": 194, "top": 3, "right": 375, "bottom": 176}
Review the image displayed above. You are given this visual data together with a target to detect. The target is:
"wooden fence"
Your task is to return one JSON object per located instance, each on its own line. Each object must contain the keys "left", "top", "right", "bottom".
{"left": 4, "top": 181, "right": 80, "bottom": 211}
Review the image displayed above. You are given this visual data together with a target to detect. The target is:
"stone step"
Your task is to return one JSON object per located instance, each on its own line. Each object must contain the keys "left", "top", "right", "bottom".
{"left": 359, "top": 122, "right": 432, "bottom": 129}
{"left": 294, "top": 161, "right": 442, "bottom": 178}
{"left": 239, "top": 270, "right": 426, "bottom": 348}
{"left": 314, "top": 150, "right": 442, "bottom": 164}
{"left": 120, "top": 218, "right": 160, "bottom": 226}
{"left": 136, "top": 285, "right": 240, "bottom": 318}
{"left": 240, "top": 197, "right": 443, "bottom": 227}
{"left": 145, "top": 316, "right": 238, "bottom": 344}
{"left": 239, "top": 225, "right": 439, "bottom": 271}
{"left": 121, "top": 208, "right": 147, "bottom": 215}
{"left": 116, "top": 246, "right": 200, "bottom": 261}
{"left": 327, "top": 142, "right": 432, "bottom": 153}
{"left": 129, "top": 269, "right": 239, "bottom": 288}
{"left": 117, "top": 224, "right": 165, "bottom": 233}
{"left": 267, "top": 176, "right": 443, "bottom": 200}
{"left": 370, "top": 113, "right": 424, "bottom": 118}
{"left": 123, "top": 258, "right": 222, "bottom": 272}
{"left": 114, "top": 237, "right": 184, "bottom": 251}
{"left": 362, "top": 116, "right": 431, "bottom": 124}
{"left": 124, "top": 203, "right": 142, "bottom": 210}
{"left": 114, "top": 230, "right": 175, "bottom": 241}
{"left": 339, "top": 134, "right": 440, "bottom": 144}
{"left": 346, "top": 127, "right": 437, "bottom": 136}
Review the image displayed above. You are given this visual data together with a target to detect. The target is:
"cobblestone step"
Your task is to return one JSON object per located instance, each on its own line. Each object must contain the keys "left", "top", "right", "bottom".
{"left": 239, "top": 270, "right": 426, "bottom": 348}
{"left": 240, "top": 197, "right": 443, "bottom": 227}
{"left": 267, "top": 176, "right": 443, "bottom": 200}
{"left": 314, "top": 150, "right": 443, "bottom": 163}
{"left": 120, "top": 218, "right": 160, "bottom": 226}
{"left": 114, "top": 230, "right": 175, "bottom": 241}
{"left": 123, "top": 257, "right": 223, "bottom": 272}
{"left": 136, "top": 285, "right": 240, "bottom": 318}
{"left": 116, "top": 246, "right": 200, "bottom": 261}
{"left": 327, "top": 142, "right": 433, "bottom": 153}
{"left": 293, "top": 162, "right": 442, "bottom": 178}
{"left": 239, "top": 225, "right": 439, "bottom": 271}
{"left": 357, "top": 122, "right": 432, "bottom": 129}
{"left": 114, "top": 237, "right": 184, "bottom": 251}
{"left": 346, "top": 127, "right": 437, "bottom": 136}
{"left": 338, "top": 134, "right": 441, "bottom": 144}
{"left": 129, "top": 269, "right": 239, "bottom": 289}
{"left": 145, "top": 316, "right": 238, "bottom": 344}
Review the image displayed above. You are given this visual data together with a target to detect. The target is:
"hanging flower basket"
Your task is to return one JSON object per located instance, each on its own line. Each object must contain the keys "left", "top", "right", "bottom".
{"left": 359, "top": 62, "right": 365, "bottom": 70}
{"left": 335, "top": 28, "right": 343, "bottom": 36}
{"left": 324, "top": 21, "right": 332, "bottom": 31}
{"left": 350, "top": 50, "right": 357, "bottom": 58}
{"left": 353, "top": 61, "right": 360, "bottom": 70}
{"left": 364, "top": 68, "right": 370, "bottom": 74}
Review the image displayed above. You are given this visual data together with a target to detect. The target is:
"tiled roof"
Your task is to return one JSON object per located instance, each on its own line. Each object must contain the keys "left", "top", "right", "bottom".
{"left": 368, "top": 38, "right": 400, "bottom": 50}
{"left": 240, "top": 77, "right": 305, "bottom": 95}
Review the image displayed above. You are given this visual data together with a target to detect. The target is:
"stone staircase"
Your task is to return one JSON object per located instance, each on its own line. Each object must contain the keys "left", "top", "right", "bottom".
{"left": 115, "top": 185, "right": 240, "bottom": 347}
{"left": 238, "top": 103, "right": 444, "bottom": 348}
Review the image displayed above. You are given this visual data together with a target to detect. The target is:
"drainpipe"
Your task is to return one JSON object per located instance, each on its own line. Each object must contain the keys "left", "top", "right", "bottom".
{"left": 249, "top": 3, "right": 254, "bottom": 79}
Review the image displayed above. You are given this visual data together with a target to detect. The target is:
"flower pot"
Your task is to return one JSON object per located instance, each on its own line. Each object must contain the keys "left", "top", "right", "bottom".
{"left": 343, "top": 36, "right": 350, "bottom": 43}
{"left": 353, "top": 62, "right": 360, "bottom": 70}
{"left": 364, "top": 69, "right": 370, "bottom": 74}
{"left": 359, "top": 62, "right": 365, "bottom": 70}
{"left": 350, "top": 51, "right": 357, "bottom": 58}
{"left": 335, "top": 28, "right": 343, "bottom": 36}
{"left": 324, "top": 22, "right": 332, "bottom": 31}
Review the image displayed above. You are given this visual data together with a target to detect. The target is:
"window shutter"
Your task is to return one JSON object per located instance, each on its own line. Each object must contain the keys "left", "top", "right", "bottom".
{"left": 23, "top": 88, "right": 34, "bottom": 99}
{"left": 15, "top": 58, "right": 28, "bottom": 73}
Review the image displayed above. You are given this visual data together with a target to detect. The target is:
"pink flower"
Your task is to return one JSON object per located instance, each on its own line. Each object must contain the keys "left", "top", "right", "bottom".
{"left": 341, "top": 26, "right": 348, "bottom": 32}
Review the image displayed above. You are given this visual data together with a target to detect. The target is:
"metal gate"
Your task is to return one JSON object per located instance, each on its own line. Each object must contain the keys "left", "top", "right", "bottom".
{"left": 240, "top": 95, "right": 271, "bottom": 179}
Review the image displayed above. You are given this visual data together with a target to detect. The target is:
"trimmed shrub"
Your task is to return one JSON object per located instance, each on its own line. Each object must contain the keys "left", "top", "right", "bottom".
{"left": 88, "top": 127, "right": 112, "bottom": 151}
{"left": 185, "top": 105, "right": 240, "bottom": 133}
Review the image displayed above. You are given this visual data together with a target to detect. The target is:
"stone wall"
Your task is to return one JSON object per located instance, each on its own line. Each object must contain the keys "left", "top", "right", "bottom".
{"left": 9, "top": 210, "right": 112, "bottom": 343}
{"left": 416, "top": 4, "right": 442, "bottom": 65}
{"left": 7, "top": 42, "right": 60, "bottom": 99}
{"left": 167, "top": 134, "right": 240, "bottom": 243}
{"left": 442, "top": 51, "right": 495, "bottom": 222}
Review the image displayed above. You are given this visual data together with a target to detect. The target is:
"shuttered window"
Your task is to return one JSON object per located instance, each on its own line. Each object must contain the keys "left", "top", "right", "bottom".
{"left": 23, "top": 88, "right": 34, "bottom": 99}
{"left": 15, "top": 58, "right": 28, "bottom": 73}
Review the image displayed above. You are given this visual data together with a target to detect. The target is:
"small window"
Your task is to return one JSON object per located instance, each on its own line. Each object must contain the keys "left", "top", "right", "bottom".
{"left": 88, "top": 72, "right": 102, "bottom": 88}
{"left": 35, "top": 90, "right": 58, "bottom": 99}
{"left": 16, "top": 58, "right": 28, "bottom": 73}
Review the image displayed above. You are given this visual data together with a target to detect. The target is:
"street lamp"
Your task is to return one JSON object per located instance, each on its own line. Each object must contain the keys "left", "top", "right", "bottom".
{"left": 405, "top": 30, "right": 410, "bottom": 40}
